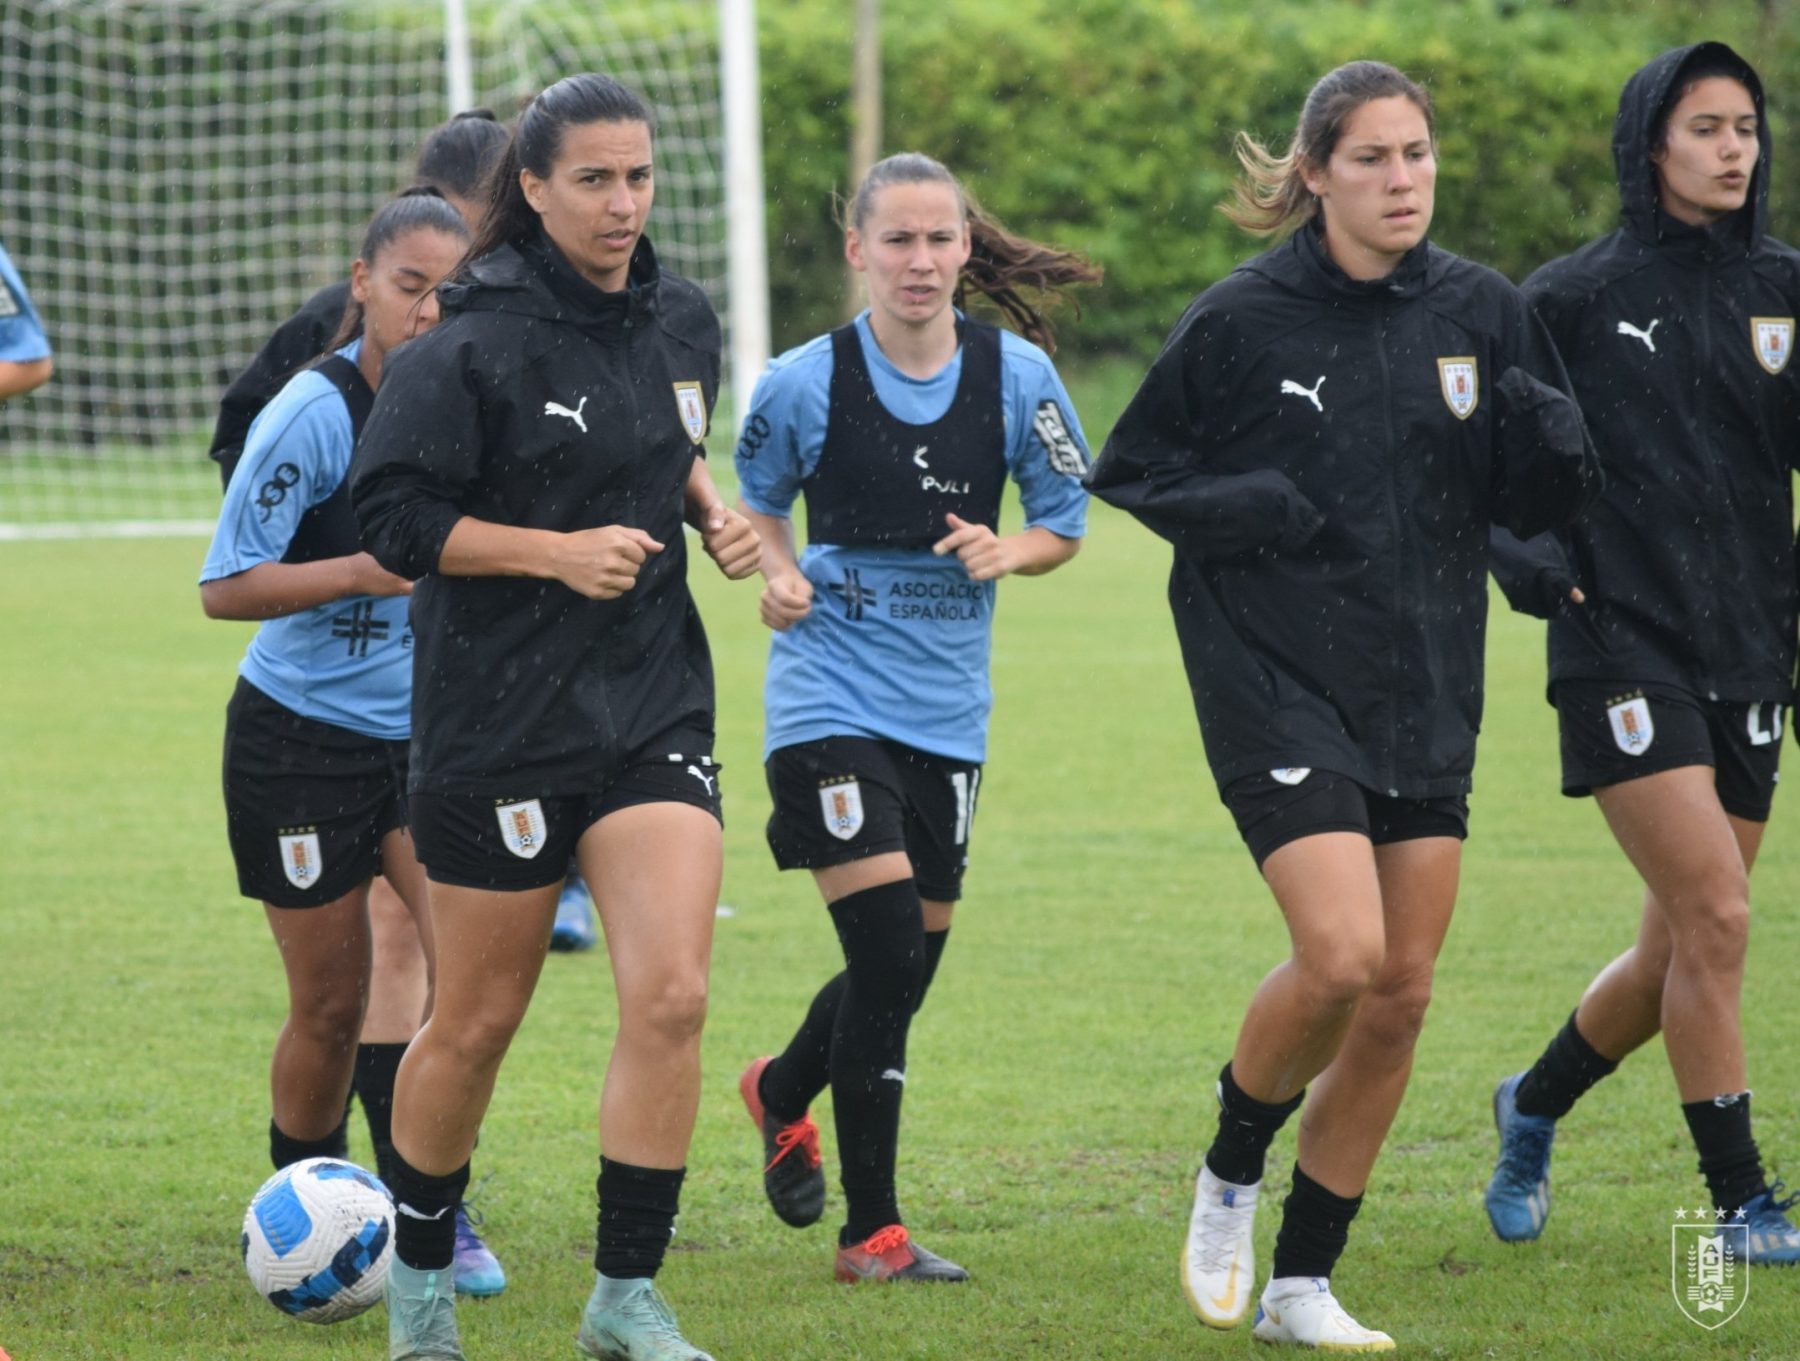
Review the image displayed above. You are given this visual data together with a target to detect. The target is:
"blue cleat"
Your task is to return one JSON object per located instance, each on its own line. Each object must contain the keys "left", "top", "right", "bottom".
{"left": 452, "top": 1203, "right": 506, "bottom": 1296}
{"left": 551, "top": 874, "right": 598, "bottom": 952}
{"left": 1485, "top": 1072, "right": 1556, "bottom": 1242}
{"left": 387, "top": 1259, "right": 464, "bottom": 1360}
{"left": 1740, "top": 1182, "right": 1800, "bottom": 1264}
{"left": 577, "top": 1274, "right": 714, "bottom": 1360}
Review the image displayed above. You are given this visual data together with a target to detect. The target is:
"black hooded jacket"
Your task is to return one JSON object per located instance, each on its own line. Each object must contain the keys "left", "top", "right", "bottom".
{"left": 350, "top": 233, "right": 721, "bottom": 796}
{"left": 1503, "top": 43, "right": 1800, "bottom": 704}
{"left": 208, "top": 281, "right": 351, "bottom": 489}
{"left": 1090, "top": 225, "right": 1598, "bottom": 798}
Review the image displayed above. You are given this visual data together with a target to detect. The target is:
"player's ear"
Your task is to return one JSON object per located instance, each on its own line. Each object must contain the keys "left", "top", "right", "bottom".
{"left": 844, "top": 227, "right": 866, "bottom": 273}
{"left": 520, "top": 166, "right": 549, "bottom": 215}
{"left": 349, "top": 257, "right": 372, "bottom": 306}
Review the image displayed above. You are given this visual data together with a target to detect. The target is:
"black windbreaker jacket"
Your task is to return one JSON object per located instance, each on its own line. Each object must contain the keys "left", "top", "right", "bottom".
{"left": 1091, "top": 225, "right": 1599, "bottom": 798}
{"left": 209, "top": 281, "right": 350, "bottom": 489}
{"left": 350, "top": 233, "right": 721, "bottom": 797}
{"left": 1502, "top": 43, "right": 1800, "bottom": 703}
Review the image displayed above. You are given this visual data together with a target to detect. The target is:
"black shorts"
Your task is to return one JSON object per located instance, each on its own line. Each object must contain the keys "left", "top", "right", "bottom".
{"left": 1556, "top": 681, "right": 1784, "bottom": 822}
{"left": 222, "top": 677, "right": 409, "bottom": 908}
{"left": 410, "top": 739, "right": 723, "bottom": 892}
{"left": 765, "top": 736, "right": 982, "bottom": 903}
{"left": 1220, "top": 767, "right": 1469, "bottom": 869}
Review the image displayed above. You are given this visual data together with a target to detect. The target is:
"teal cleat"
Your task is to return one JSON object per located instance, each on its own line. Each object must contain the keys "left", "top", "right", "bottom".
{"left": 388, "top": 1259, "right": 465, "bottom": 1361}
{"left": 1741, "top": 1182, "right": 1800, "bottom": 1264}
{"left": 452, "top": 1203, "right": 506, "bottom": 1297}
{"left": 577, "top": 1274, "right": 714, "bottom": 1361}
{"left": 1485, "top": 1072, "right": 1555, "bottom": 1242}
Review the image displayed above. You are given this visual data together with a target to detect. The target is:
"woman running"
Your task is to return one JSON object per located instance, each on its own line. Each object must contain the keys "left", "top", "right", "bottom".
{"left": 351, "top": 73, "right": 758, "bottom": 1361}
{"left": 733, "top": 151, "right": 1098, "bottom": 1284}
{"left": 1485, "top": 41, "right": 1800, "bottom": 1264}
{"left": 1089, "top": 60, "right": 1599, "bottom": 1349}
{"left": 200, "top": 189, "right": 467, "bottom": 1212}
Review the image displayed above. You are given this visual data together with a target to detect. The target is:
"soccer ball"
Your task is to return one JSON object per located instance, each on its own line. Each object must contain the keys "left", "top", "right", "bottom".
{"left": 241, "top": 1157, "right": 394, "bottom": 1324}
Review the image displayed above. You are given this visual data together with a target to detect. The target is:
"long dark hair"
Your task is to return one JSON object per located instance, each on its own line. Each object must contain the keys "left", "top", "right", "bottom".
{"left": 415, "top": 108, "right": 508, "bottom": 202}
{"left": 324, "top": 188, "right": 471, "bottom": 352}
{"left": 1222, "top": 61, "right": 1435, "bottom": 236}
{"left": 846, "top": 152, "right": 1102, "bottom": 355}
{"left": 460, "top": 74, "right": 655, "bottom": 269}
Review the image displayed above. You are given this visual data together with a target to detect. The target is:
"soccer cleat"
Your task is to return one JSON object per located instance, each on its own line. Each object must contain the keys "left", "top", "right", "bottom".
{"left": 1182, "top": 1165, "right": 1260, "bottom": 1328}
{"left": 387, "top": 1259, "right": 465, "bottom": 1361}
{"left": 738, "top": 1056, "right": 826, "bottom": 1228}
{"left": 451, "top": 1203, "right": 506, "bottom": 1297}
{"left": 551, "top": 874, "right": 598, "bottom": 952}
{"left": 834, "top": 1224, "right": 969, "bottom": 1283}
{"left": 1251, "top": 1278, "right": 1395, "bottom": 1352}
{"left": 1485, "top": 1072, "right": 1555, "bottom": 1242}
{"left": 1740, "top": 1182, "right": 1800, "bottom": 1265}
{"left": 577, "top": 1274, "right": 714, "bottom": 1361}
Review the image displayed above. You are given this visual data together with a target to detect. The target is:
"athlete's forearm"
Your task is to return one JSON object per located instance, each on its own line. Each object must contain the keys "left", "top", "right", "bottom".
{"left": 1003, "top": 526, "right": 1081, "bottom": 576}
{"left": 200, "top": 556, "right": 367, "bottom": 619}
{"left": 437, "top": 516, "right": 569, "bottom": 580}
{"left": 740, "top": 502, "right": 801, "bottom": 581}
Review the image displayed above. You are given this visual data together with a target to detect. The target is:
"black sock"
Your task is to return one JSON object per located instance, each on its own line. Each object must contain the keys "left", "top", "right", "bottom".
{"left": 1203, "top": 1062, "right": 1303, "bottom": 1186}
{"left": 813, "top": 880, "right": 928, "bottom": 1245}
{"left": 1270, "top": 1163, "right": 1363, "bottom": 1281}
{"left": 269, "top": 1117, "right": 349, "bottom": 1171}
{"left": 389, "top": 1151, "right": 469, "bottom": 1271}
{"left": 1514, "top": 1012, "right": 1619, "bottom": 1119}
{"left": 353, "top": 1042, "right": 408, "bottom": 1187}
{"left": 760, "top": 926, "right": 951, "bottom": 1124}
{"left": 1682, "top": 1091, "right": 1768, "bottom": 1213}
{"left": 595, "top": 1157, "right": 685, "bottom": 1279}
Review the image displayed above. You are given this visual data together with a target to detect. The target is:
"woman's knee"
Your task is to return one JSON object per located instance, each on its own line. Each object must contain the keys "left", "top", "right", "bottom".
{"left": 1294, "top": 938, "right": 1385, "bottom": 1010}
{"left": 1357, "top": 966, "right": 1435, "bottom": 1051}
{"left": 621, "top": 973, "right": 710, "bottom": 1048}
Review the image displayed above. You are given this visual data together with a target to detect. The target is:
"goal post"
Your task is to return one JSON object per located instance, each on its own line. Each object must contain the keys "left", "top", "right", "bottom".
{"left": 0, "top": 0, "right": 763, "bottom": 536}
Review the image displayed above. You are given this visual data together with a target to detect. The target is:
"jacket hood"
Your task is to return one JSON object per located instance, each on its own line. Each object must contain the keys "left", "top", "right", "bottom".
{"left": 438, "top": 231, "right": 663, "bottom": 323}
{"left": 1614, "top": 42, "right": 1768, "bottom": 247}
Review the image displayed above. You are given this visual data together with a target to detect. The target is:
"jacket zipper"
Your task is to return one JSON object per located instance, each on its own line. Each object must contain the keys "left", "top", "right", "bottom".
{"left": 1696, "top": 259, "right": 1723, "bottom": 699}
{"left": 1376, "top": 303, "right": 1402, "bottom": 795}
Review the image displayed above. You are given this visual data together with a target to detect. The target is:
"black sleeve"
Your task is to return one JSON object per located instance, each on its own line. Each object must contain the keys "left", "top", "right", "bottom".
{"left": 1086, "top": 299, "right": 1323, "bottom": 560}
{"left": 1489, "top": 525, "right": 1580, "bottom": 619}
{"left": 1488, "top": 293, "right": 1602, "bottom": 542}
{"left": 207, "top": 282, "right": 350, "bottom": 489}
{"left": 349, "top": 332, "right": 481, "bottom": 579}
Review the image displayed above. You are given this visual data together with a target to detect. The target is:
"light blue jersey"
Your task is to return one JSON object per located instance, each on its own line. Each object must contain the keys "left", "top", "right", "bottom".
{"left": 0, "top": 240, "right": 51, "bottom": 363}
{"left": 201, "top": 341, "right": 412, "bottom": 740}
{"left": 736, "top": 312, "right": 1089, "bottom": 763}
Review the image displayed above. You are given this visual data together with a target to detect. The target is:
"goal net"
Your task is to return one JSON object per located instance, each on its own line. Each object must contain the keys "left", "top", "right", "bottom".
{"left": 0, "top": 0, "right": 726, "bottom": 535}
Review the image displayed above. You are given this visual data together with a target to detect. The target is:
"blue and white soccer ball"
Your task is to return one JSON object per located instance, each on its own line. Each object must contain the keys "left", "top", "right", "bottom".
{"left": 241, "top": 1156, "right": 394, "bottom": 1323}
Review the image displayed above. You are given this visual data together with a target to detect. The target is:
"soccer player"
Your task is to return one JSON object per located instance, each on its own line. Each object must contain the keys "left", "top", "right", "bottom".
{"left": 0, "top": 236, "right": 53, "bottom": 400}
{"left": 1485, "top": 42, "right": 1800, "bottom": 1262}
{"left": 199, "top": 188, "right": 468, "bottom": 1234}
{"left": 733, "top": 152, "right": 1098, "bottom": 1284}
{"left": 205, "top": 108, "right": 511, "bottom": 1298}
{"left": 1089, "top": 61, "right": 1599, "bottom": 1349}
{"left": 350, "top": 73, "right": 759, "bottom": 1361}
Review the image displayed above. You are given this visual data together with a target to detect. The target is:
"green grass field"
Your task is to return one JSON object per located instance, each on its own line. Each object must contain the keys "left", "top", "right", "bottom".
{"left": 4, "top": 374, "right": 1799, "bottom": 1358}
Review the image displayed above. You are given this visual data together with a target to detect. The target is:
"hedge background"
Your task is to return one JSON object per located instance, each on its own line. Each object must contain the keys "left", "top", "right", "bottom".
{"left": 758, "top": 0, "right": 1800, "bottom": 360}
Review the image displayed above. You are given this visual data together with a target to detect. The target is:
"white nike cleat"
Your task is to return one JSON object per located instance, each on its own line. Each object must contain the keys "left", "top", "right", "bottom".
{"left": 1252, "top": 1277, "right": 1394, "bottom": 1352}
{"left": 1182, "top": 1165, "right": 1259, "bottom": 1328}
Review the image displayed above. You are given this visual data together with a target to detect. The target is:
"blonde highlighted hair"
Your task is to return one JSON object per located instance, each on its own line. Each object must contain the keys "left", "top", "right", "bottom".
{"left": 1222, "top": 61, "right": 1434, "bottom": 237}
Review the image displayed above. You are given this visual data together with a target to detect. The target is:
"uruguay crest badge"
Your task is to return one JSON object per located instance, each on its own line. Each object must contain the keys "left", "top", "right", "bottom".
{"left": 278, "top": 831, "right": 322, "bottom": 890}
{"left": 495, "top": 798, "right": 547, "bottom": 859}
{"left": 818, "top": 779, "right": 864, "bottom": 842}
{"left": 1437, "top": 356, "right": 1478, "bottom": 420}
{"left": 1752, "top": 316, "right": 1793, "bottom": 375}
{"left": 1672, "top": 1212, "right": 1747, "bottom": 1329}
{"left": 672, "top": 381, "right": 708, "bottom": 444}
{"left": 1607, "top": 694, "right": 1655, "bottom": 756}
